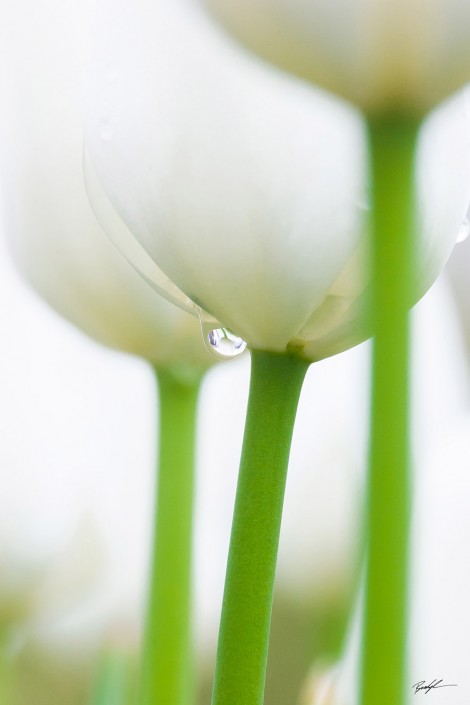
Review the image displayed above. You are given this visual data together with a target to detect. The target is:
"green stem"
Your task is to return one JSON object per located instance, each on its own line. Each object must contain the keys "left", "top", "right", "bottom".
{"left": 360, "top": 118, "right": 419, "bottom": 705}
{"left": 90, "top": 651, "right": 136, "bottom": 705}
{"left": 211, "top": 350, "right": 309, "bottom": 705}
{"left": 140, "top": 367, "right": 203, "bottom": 705}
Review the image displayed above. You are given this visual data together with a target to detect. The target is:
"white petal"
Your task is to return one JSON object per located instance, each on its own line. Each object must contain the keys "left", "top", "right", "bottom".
{"left": 416, "top": 86, "right": 470, "bottom": 298}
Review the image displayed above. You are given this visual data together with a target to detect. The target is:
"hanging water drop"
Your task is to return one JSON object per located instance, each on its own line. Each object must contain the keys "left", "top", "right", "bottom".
{"left": 197, "top": 313, "right": 246, "bottom": 359}
{"left": 206, "top": 327, "right": 247, "bottom": 357}
{"left": 457, "top": 216, "right": 470, "bottom": 244}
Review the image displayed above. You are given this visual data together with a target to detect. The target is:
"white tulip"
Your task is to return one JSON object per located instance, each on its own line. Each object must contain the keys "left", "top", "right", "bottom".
{"left": 84, "top": 0, "right": 464, "bottom": 362}
{"left": 202, "top": 0, "right": 470, "bottom": 116}
{"left": 0, "top": 0, "right": 212, "bottom": 372}
{"left": 85, "top": 0, "right": 367, "bottom": 361}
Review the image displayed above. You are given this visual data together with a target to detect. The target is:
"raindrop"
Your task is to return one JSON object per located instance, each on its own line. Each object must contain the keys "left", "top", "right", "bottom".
{"left": 207, "top": 328, "right": 247, "bottom": 357}
{"left": 457, "top": 216, "right": 470, "bottom": 244}
{"left": 198, "top": 314, "right": 247, "bottom": 359}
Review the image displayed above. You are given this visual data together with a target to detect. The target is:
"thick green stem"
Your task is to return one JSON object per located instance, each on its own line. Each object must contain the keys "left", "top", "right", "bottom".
{"left": 211, "top": 350, "right": 309, "bottom": 705}
{"left": 140, "top": 367, "right": 202, "bottom": 705}
{"left": 360, "top": 118, "right": 419, "bottom": 705}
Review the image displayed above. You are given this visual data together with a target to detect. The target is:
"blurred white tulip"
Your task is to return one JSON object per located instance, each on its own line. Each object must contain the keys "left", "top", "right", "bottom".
{"left": 202, "top": 0, "right": 470, "bottom": 116}
{"left": 0, "top": 0, "right": 213, "bottom": 373}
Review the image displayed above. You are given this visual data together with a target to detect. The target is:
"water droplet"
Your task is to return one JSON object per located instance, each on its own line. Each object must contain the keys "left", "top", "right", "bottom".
{"left": 207, "top": 328, "right": 247, "bottom": 357}
{"left": 198, "top": 313, "right": 247, "bottom": 359}
{"left": 457, "top": 216, "right": 470, "bottom": 244}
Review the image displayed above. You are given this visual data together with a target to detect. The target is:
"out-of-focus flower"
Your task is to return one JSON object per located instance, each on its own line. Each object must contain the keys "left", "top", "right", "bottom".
{"left": 0, "top": 0, "right": 213, "bottom": 374}
{"left": 85, "top": 0, "right": 464, "bottom": 362}
{"left": 0, "top": 516, "right": 104, "bottom": 642}
{"left": 201, "top": 0, "right": 470, "bottom": 116}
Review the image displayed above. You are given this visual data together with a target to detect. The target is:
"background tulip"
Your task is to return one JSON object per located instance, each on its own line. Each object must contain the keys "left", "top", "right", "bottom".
{"left": 201, "top": 0, "right": 470, "bottom": 117}
{"left": 0, "top": 24, "right": 205, "bottom": 364}
{"left": 0, "top": 0, "right": 212, "bottom": 373}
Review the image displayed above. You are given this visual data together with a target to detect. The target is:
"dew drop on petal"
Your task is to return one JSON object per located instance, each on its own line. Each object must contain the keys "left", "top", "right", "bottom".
{"left": 457, "top": 216, "right": 470, "bottom": 244}
{"left": 207, "top": 328, "right": 247, "bottom": 357}
{"left": 198, "top": 312, "right": 247, "bottom": 359}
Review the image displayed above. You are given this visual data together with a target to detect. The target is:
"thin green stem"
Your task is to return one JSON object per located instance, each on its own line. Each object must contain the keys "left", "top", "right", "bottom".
{"left": 90, "top": 651, "right": 136, "bottom": 705}
{"left": 360, "top": 118, "right": 419, "bottom": 705}
{"left": 140, "top": 367, "right": 203, "bottom": 705}
{"left": 211, "top": 350, "right": 309, "bottom": 705}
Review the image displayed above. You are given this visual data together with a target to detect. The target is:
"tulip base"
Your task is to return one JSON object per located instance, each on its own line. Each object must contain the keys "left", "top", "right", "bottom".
{"left": 140, "top": 367, "right": 203, "bottom": 705}
{"left": 211, "top": 349, "right": 309, "bottom": 705}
